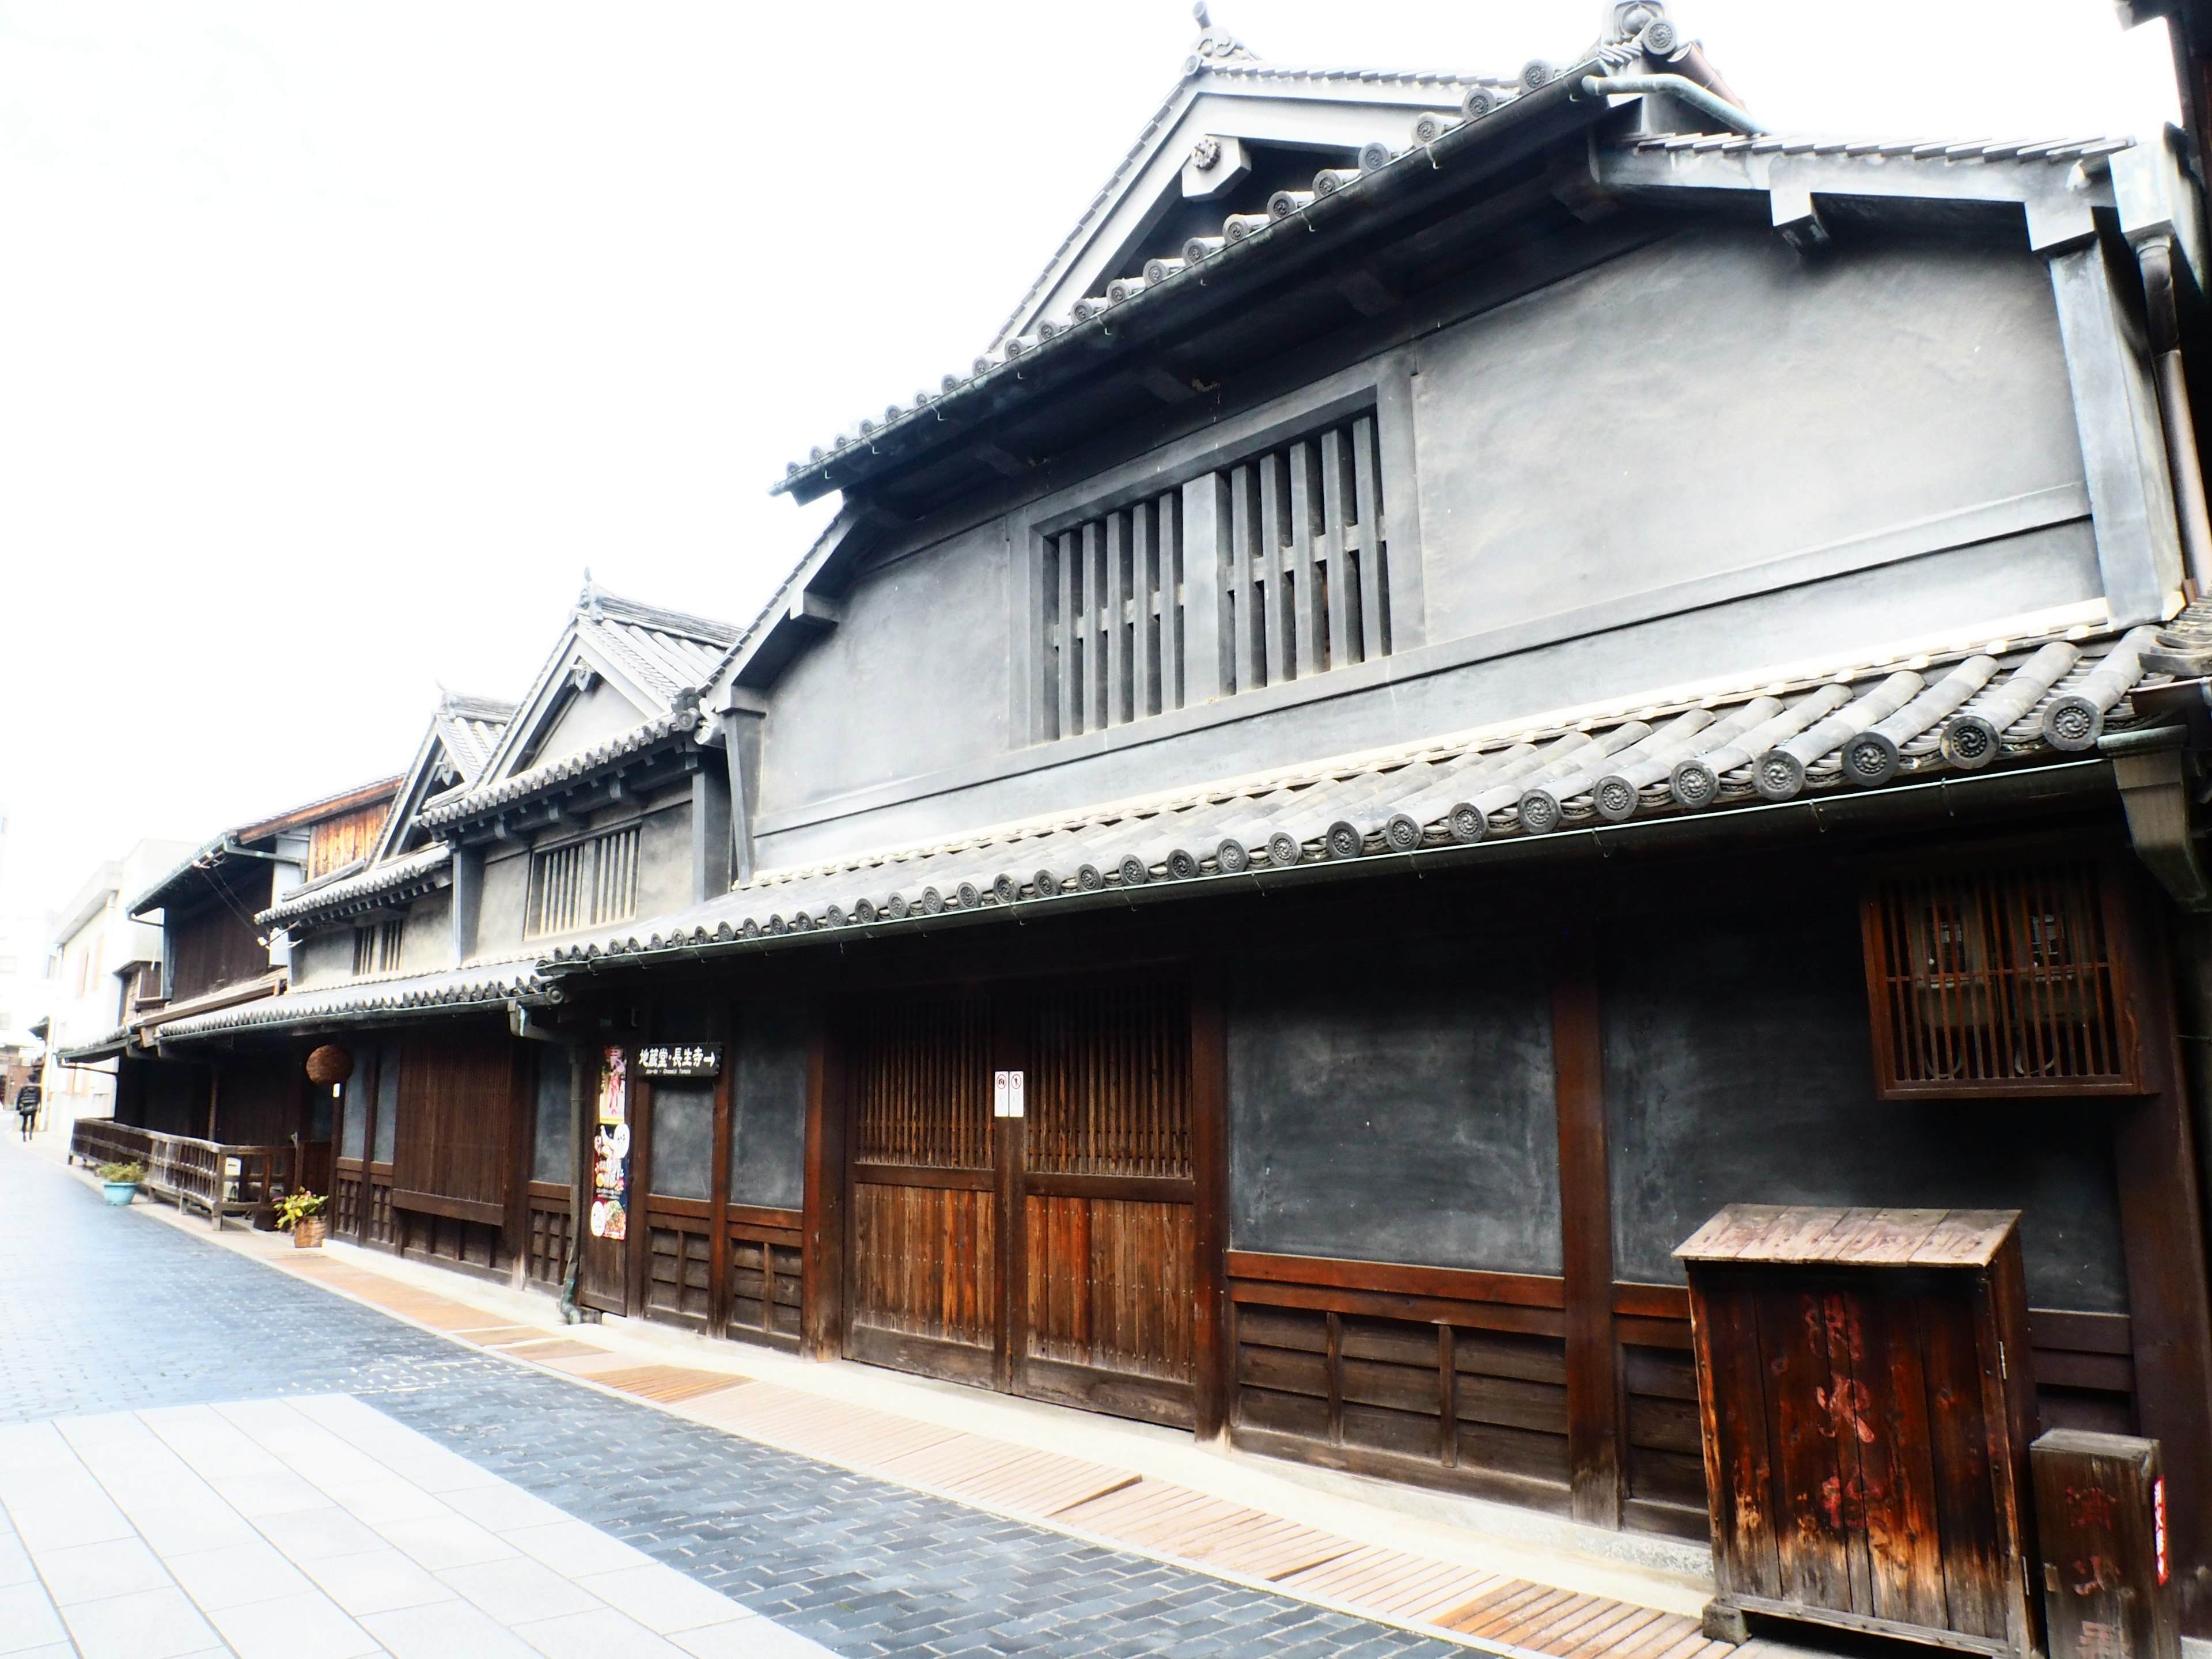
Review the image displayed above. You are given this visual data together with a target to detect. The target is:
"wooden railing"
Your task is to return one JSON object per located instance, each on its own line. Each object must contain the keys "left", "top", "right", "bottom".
{"left": 69, "top": 1119, "right": 296, "bottom": 1230}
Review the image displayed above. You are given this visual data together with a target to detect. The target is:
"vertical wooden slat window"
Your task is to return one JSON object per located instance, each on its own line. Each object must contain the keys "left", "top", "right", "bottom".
{"left": 1861, "top": 861, "right": 2138, "bottom": 1097}
{"left": 1219, "top": 411, "right": 1388, "bottom": 696}
{"left": 351, "top": 920, "right": 405, "bottom": 975}
{"left": 1040, "top": 488, "right": 1185, "bottom": 740}
{"left": 1041, "top": 411, "right": 1386, "bottom": 739}
{"left": 527, "top": 825, "right": 641, "bottom": 938}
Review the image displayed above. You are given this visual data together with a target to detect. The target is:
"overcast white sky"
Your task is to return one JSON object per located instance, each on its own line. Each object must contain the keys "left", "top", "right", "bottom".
{"left": 0, "top": 1, "right": 2185, "bottom": 926}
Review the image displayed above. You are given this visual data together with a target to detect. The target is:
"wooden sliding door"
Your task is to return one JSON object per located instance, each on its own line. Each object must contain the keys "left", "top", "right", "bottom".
{"left": 1017, "top": 982, "right": 1196, "bottom": 1426}
{"left": 842, "top": 980, "right": 1199, "bottom": 1429}
{"left": 846, "top": 998, "right": 1001, "bottom": 1384}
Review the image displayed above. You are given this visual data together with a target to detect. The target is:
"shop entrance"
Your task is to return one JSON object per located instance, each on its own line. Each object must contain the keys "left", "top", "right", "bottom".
{"left": 844, "top": 980, "right": 1199, "bottom": 1427}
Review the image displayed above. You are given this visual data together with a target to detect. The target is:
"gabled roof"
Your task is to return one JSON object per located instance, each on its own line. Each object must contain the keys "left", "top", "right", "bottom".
{"left": 547, "top": 601, "right": 2207, "bottom": 970}
{"left": 465, "top": 579, "right": 738, "bottom": 793}
{"left": 771, "top": 2, "right": 1738, "bottom": 505}
{"left": 368, "top": 690, "right": 518, "bottom": 865}
{"left": 128, "top": 776, "right": 402, "bottom": 919}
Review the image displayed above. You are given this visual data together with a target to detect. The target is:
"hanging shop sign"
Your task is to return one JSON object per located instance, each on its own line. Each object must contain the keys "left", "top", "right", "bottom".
{"left": 637, "top": 1043, "right": 722, "bottom": 1080}
{"left": 589, "top": 1045, "right": 629, "bottom": 1241}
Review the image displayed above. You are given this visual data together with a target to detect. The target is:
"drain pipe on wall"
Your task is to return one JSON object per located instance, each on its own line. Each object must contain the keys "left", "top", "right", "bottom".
{"left": 2139, "top": 235, "right": 2212, "bottom": 593}
{"left": 1577, "top": 74, "right": 1766, "bottom": 136}
{"left": 509, "top": 1001, "right": 594, "bottom": 1325}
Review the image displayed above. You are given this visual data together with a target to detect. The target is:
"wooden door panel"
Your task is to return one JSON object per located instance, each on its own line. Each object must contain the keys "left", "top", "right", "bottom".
{"left": 851, "top": 1182, "right": 998, "bottom": 1347}
{"left": 1024, "top": 1195, "right": 1194, "bottom": 1379}
{"left": 1016, "top": 982, "right": 1196, "bottom": 1426}
{"left": 846, "top": 998, "right": 999, "bottom": 1381}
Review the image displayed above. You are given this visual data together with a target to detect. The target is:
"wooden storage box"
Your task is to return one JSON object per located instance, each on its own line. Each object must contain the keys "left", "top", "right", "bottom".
{"left": 1679, "top": 1205, "right": 2041, "bottom": 1657}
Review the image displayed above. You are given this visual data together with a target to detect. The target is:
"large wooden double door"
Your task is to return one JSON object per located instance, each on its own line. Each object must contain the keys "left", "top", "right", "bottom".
{"left": 844, "top": 980, "right": 1200, "bottom": 1427}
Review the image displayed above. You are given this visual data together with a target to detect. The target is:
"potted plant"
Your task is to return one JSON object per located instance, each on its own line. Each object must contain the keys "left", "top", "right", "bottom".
{"left": 275, "top": 1190, "right": 329, "bottom": 1248}
{"left": 96, "top": 1161, "right": 145, "bottom": 1206}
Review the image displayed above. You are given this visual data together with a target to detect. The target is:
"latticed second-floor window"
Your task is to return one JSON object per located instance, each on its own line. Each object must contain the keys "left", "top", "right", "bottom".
{"left": 352, "top": 920, "right": 404, "bottom": 976}
{"left": 527, "top": 825, "right": 639, "bottom": 938}
{"left": 1037, "top": 411, "right": 1389, "bottom": 741}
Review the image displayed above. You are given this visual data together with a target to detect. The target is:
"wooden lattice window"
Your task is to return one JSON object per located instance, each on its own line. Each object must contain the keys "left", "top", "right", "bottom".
{"left": 351, "top": 919, "right": 404, "bottom": 976}
{"left": 527, "top": 825, "right": 639, "bottom": 938}
{"left": 1861, "top": 861, "right": 2139, "bottom": 1098}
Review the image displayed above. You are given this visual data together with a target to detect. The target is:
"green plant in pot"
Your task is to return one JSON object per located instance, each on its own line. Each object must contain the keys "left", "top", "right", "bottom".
{"left": 96, "top": 1161, "right": 145, "bottom": 1207}
{"left": 276, "top": 1190, "right": 329, "bottom": 1248}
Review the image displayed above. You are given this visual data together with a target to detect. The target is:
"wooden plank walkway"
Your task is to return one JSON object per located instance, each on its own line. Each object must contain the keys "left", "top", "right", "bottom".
{"left": 276, "top": 1252, "right": 1730, "bottom": 1658}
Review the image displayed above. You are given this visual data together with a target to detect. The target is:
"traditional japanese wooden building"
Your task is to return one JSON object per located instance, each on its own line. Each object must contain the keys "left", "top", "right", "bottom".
{"left": 84, "top": 5, "right": 2212, "bottom": 1637}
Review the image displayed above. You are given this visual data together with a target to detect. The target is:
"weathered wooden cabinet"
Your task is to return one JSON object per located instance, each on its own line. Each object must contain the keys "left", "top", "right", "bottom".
{"left": 2032, "top": 1430, "right": 2179, "bottom": 1659}
{"left": 1680, "top": 1206, "right": 2041, "bottom": 1657}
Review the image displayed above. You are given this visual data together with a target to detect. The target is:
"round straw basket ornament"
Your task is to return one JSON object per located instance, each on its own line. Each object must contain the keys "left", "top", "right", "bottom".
{"left": 305, "top": 1045, "right": 354, "bottom": 1087}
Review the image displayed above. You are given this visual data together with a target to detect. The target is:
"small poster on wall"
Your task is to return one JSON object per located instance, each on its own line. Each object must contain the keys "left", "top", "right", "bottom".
{"left": 589, "top": 1045, "right": 629, "bottom": 1241}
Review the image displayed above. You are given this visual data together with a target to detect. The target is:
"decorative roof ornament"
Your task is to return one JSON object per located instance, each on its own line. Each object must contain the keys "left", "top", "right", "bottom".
{"left": 1186, "top": 1, "right": 1258, "bottom": 75}
{"left": 579, "top": 567, "right": 604, "bottom": 621}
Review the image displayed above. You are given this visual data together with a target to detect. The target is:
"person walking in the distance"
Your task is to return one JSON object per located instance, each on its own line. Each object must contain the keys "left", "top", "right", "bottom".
{"left": 14, "top": 1083, "right": 40, "bottom": 1141}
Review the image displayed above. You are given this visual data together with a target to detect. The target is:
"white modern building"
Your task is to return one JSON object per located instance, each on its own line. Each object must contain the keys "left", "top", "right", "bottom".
{"left": 39, "top": 839, "right": 196, "bottom": 1130}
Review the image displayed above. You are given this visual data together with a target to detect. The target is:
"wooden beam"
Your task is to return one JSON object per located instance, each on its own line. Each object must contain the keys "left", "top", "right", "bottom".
{"left": 706, "top": 1005, "right": 736, "bottom": 1342}
{"left": 800, "top": 1003, "right": 848, "bottom": 1361}
{"left": 1191, "top": 962, "right": 1231, "bottom": 1445}
{"left": 1552, "top": 921, "right": 1622, "bottom": 1529}
{"left": 2113, "top": 877, "right": 2212, "bottom": 1637}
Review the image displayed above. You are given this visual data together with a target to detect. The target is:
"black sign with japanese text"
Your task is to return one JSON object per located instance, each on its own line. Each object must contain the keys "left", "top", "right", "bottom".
{"left": 636, "top": 1043, "right": 722, "bottom": 1080}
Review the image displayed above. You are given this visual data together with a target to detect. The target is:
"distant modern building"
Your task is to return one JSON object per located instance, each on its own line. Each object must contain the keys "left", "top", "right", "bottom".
{"left": 39, "top": 838, "right": 198, "bottom": 1130}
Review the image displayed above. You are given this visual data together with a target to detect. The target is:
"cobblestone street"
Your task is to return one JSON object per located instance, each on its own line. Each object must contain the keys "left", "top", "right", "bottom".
{"left": 1, "top": 1145, "right": 1459, "bottom": 1658}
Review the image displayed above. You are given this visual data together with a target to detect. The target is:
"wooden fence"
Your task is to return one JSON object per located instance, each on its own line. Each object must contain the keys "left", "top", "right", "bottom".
{"left": 70, "top": 1118, "right": 295, "bottom": 1230}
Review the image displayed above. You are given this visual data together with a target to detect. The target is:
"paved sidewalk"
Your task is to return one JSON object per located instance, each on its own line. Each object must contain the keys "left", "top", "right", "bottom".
{"left": 0, "top": 1395, "right": 825, "bottom": 1658}
{"left": 5, "top": 1143, "right": 1460, "bottom": 1657}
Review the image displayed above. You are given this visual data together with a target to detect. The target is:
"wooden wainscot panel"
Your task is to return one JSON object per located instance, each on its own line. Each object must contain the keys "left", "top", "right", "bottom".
{"left": 525, "top": 1180, "right": 573, "bottom": 1289}
{"left": 725, "top": 1205, "right": 803, "bottom": 1353}
{"left": 1681, "top": 1205, "right": 2041, "bottom": 1657}
{"left": 1226, "top": 1250, "right": 1573, "bottom": 1513}
{"left": 1613, "top": 1282, "right": 1709, "bottom": 1541}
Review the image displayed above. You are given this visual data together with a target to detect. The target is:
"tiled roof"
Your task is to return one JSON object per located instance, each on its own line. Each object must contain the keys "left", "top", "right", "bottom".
{"left": 576, "top": 586, "right": 739, "bottom": 710}
{"left": 256, "top": 844, "right": 452, "bottom": 930}
{"left": 544, "top": 608, "right": 2212, "bottom": 968}
{"left": 434, "top": 693, "right": 515, "bottom": 785}
{"left": 772, "top": 48, "right": 2133, "bottom": 502}
{"left": 416, "top": 707, "right": 704, "bottom": 830}
{"left": 1621, "top": 132, "right": 2130, "bottom": 161}
{"left": 154, "top": 959, "right": 550, "bottom": 1041}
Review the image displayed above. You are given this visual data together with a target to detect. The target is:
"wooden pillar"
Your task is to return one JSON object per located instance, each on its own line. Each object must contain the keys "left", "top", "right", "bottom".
{"left": 707, "top": 1005, "right": 736, "bottom": 1341}
{"left": 2116, "top": 880, "right": 2212, "bottom": 1634}
{"left": 1552, "top": 921, "right": 1622, "bottom": 1529}
{"left": 627, "top": 1074, "right": 656, "bottom": 1316}
{"left": 800, "top": 1003, "right": 848, "bottom": 1362}
{"left": 1179, "top": 472, "right": 1230, "bottom": 704}
{"left": 505, "top": 1039, "right": 532, "bottom": 1287}
{"left": 1191, "top": 963, "right": 1232, "bottom": 1445}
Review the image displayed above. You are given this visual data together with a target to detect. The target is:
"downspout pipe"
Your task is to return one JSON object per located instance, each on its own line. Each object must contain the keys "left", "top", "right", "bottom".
{"left": 2139, "top": 236, "right": 2212, "bottom": 593}
{"left": 1578, "top": 74, "right": 1767, "bottom": 137}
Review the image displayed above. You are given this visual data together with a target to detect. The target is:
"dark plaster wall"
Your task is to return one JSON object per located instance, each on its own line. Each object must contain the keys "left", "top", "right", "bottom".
{"left": 1228, "top": 938, "right": 1560, "bottom": 1274}
{"left": 732, "top": 998, "right": 808, "bottom": 1211}
{"left": 1603, "top": 902, "right": 2130, "bottom": 1313}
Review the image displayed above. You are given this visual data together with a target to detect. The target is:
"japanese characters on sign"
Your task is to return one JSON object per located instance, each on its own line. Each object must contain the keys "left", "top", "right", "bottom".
{"left": 637, "top": 1043, "right": 722, "bottom": 1080}
{"left": 993, "top": 1069, "right": 1025, "bottom": 1119}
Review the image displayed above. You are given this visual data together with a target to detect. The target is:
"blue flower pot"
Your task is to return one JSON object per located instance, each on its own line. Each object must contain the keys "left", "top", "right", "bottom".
{"left": 101, "top": 1181, "right": 136, "bottom": 1206}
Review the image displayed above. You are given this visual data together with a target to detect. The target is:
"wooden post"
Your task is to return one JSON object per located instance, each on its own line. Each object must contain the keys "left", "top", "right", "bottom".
{"left": 801, "top": 1003, "right": 848, "bottom": 1361}
{"left": 1191, "top": 962, "right": 1232, "bottom": 1445}
{"left": 505, "top": 1039, "right": 532, "bottom": 1289}
{"left": 1179, "top": 472, "right": 1230, "bottom": 704}
{"left": 1552, "top": 921, "right": 1622, "bottom": 1529}
{"left": 2112, "top": 877, "right": 2212, "bottom": 1634}
{"left": 707, "top": 1005, "right": 736, "bottom": 1341}
{"left": 628, "top": 1074, "right": 656, "bottom": 1316}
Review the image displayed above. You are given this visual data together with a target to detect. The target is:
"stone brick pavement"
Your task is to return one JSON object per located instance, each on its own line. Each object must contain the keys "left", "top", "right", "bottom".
{"left": 5, "top": 1150, "right": 1461, "bottom": 1657}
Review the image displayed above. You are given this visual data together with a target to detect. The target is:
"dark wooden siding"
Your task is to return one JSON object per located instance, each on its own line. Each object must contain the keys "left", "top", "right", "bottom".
{"left": 392, "top": 1028, "right": 516, "bottom": 1212}
{"left": 166, "top": 868, "right": 274, "bottom": 1003}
